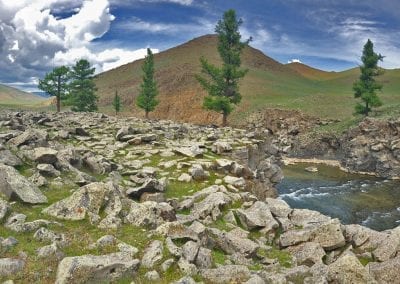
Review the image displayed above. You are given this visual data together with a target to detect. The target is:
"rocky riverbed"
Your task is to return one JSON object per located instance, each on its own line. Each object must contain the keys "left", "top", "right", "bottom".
{"left": 1, "top": 110, "right": 400, "bottom": 283}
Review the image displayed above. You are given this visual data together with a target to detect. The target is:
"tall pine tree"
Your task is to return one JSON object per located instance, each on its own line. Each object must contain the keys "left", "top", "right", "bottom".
{"left": 69, "top": 59, "right": 98, "bottom": 112}
{"left": 136, "top": 48, "right": 158, "bottom": 119}
{"left": 353, "top": 39, "right": 384, "bottom": 116}
{"left": 197, "top": 9, "right": 250, "bottom": 126}
{"left": 112, "top": 90, "right": 121, "bottom": 116}
{"left": 38, "top": 66, "right": 70, "bottom": 112}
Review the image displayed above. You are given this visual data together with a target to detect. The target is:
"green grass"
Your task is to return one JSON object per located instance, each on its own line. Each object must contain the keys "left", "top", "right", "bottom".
{"left": 211, "top": 248, "right": 227, "bottom": 266}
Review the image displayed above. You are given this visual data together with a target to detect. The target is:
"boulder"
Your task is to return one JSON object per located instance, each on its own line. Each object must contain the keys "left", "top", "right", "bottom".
{"left": 174, "top": 145, "right": 203, "bottom": 158}
{"left": 32, "top": 147, "right": 58, "bottom": 164}
{"left": 201, "top": 265, "right": 251, "bottom": 284}
{"left": 223, "top": 175, "right": 246, "bottom": 188}
{"left": 188, "top": 164, "right": 208, "bottom": 181}
{"left": 37, "top": 163, "right": 60, "bottom": 177}
{"left": 182, "top": 241, "right": 200, "bottom": 263}
{"left": 328, "top": 253, "right": 376, "bottom": 284}
{"left": 372, "top": 227, "right": 400, "bottom": 262}
{"left": 0, "top": 163, "right": 47, "bottom": 204}
{"left": 55, "top": 253, "right": 139, "bottom": 284}
{"left": 212, "top": 141, "right": 232, "bottom": 154}
{"left": 125, "top": 201, "right": 176, "bottom": 228}
{"left": 42, "top": 182, "right": 108, "bottom": 220}
{"left": 37, "top": 243, "right": 64, "bottom": 260}
{"left": 0, "top": 149, "right": 22, "bottom": 166}
{"left": 141, "top": 240, "right": 163, "bottom": 268}
{"left": 195, "top": 247, "right": 213, "bottom": 269}
{"left": 8, "top": 129, "right": 47, "bottom": 147}
{"left": 286, "top": 242, "right": 325, "bottom": 266}
{"left": 0, "top": 198, "right": 10, "bottom": 221}
{"left": 5, "top": 213, "right": 52, "bottom": 233}
{"left": 126, "top": 178, "right": 166, "bottom": 199}
{"left": 265, "top": 198, "right": 292, "bottom": 218}
{"left": 0, "top": 258, "right": 25, "bottom": 277}
{"left": 368, "top": 256, "right": 400, "bottom": 283}
{"left": 236, "top": 201, "right": 279, "bottom": 232}
{"left": 191, "top": 192, "right": 231, "bottom": 220}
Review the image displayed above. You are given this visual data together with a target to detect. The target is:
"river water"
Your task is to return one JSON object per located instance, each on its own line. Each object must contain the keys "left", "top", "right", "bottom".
{"left": 277, "top": 163, "right": 400, "bottom": 231}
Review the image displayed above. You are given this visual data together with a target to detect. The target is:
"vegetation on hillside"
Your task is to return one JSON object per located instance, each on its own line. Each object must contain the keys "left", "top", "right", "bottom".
{"left": 38, "top": 66, "right": 70, "bottom": 112}
{"left": 353, "top": 39, "right": 384, "bottom": 116}
{"left": 112, "top": 90, "right": 122, "bottom": 116}
{"left": 136, "top": 48, "right": 159, "bottom": 119}
{"left": 197, "top": 9, "right": 250, "bottom": 126}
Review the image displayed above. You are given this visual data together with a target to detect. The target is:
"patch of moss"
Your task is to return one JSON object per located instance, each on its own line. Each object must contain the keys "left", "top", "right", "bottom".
{"left": 358, "top": 256, "right": 372, "bottom": 266}
{"left": 212, "top": 248, "right": 227, "bottom": 266}
{"left": 265, "top": 246, "right": 293, "bottom": 268}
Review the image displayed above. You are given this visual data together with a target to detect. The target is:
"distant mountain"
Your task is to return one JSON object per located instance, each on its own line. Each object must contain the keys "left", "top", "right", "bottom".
{"left": 30, "top": 91, "right": 51, "bottom": 98}
{"left": 0, "top": 84, "right": 45, "bottom": 105}
{"left": 95, "top": 34, "right": 400, "bottom": 124}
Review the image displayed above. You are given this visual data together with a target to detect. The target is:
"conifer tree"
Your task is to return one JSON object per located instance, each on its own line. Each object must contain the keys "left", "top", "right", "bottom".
{"left": 112, "top": 90, "right": 121, "bottom": 116}
{"left": 136, "top": 48, "right": 158, "bottom": 119}
{"left": 69, "top": 59, "right": 98, "bottom": 112}
{"left": 38, "top": 66, "right": 70, "bottom": 112}
{"left": 353, "top": 39, "right": 384, "bottom": 116}
{"left": 197, "top": 9, "right": 250, "bottom": 126}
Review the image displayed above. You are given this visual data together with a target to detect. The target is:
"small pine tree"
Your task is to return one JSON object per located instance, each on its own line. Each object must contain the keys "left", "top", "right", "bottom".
{"left": 196, "top": 9, "right": 250, "bottom": 126}
{"left": 38, "top": 66, "right": 70, "bottom": 112}
{"left": 136, "top": 48, "right": 158, "bottom": 119}
{"left": 69, "top": 59, "right": 98, "bottom": 112}
{"left": 112, "top": 90, "right": 121, "bottom": 116}
{"left": 353, "top": 39, "right": 384, "bottom": 116}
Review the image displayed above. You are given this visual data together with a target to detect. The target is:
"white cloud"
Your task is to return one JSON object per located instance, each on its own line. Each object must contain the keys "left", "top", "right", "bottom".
{"left": 111, "top": 0, "right": 193, "bottom": 6}
{"left": 0, "top": 0, "right": 156, "bottom": 91}
{"left": 288, "top": 59, "right": 302, "bottom": 64}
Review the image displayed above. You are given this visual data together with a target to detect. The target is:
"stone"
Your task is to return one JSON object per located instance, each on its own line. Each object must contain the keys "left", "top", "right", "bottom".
{"left": 34, "top": 227, "right": 66, "bottom": 244}
{"left": 1, "top": 236, "right": 18, "bottom": 249}
{"left": 156, "top": 222, "right": 199, "bottom": 242}
{"left": 212, "top": 141, "right": 232, "bottom": 154}
{"left": 37, "top": 163, "right": 60, "bottom": 177}
{"left": 286, "top": 242, "right": 325, "bottom": 266}
{"left": 5, "top": 213, "right": 52, "bottom": 233}
{"left": 32, "top": 147, "right": 58, "bottom": 164}
{"left": 223, "top": 175, "right": 246, "bottom": 188}
{"left": 166, "top": 237, "right": 182, "bottom": 257}
{"left": 141, "top": 240, "right": 163, "bottom": 268}
{"left": 201, "top": 265, "right": 251, "bottom": 284}
{"left": 328, "top": 253, "right": 376, "bottom": 284}
{"left": 174, "top": 145, "right": 203, "bottom": 158}
{"left": 126, "top": 178, "right": 166, "bottom": 199}
{"left": 195, "top": 247, "right": 213, "bottom": 269}
{"left": 0, "top": 258, "right": 25, "bottom": 276}
{"left": 42, "top": 182, "right": 108, "bottom": 220}
{"left": 372, "top": 227, "right": 400, "bottom": 262}
{"left": 0, "top": 163, "right": 48, "bottom": 204}
{"left": 144, "top": 270, "right": 160, "bottom": 281}
{"left": 0, "top": 198, "right": 10, "bottom": 221}
{"left": 368, "top": 255, "right": 400, "bottom": 283}
{"left": 177, "top": 257, "right": 198, "bottom": 276}
{"left": 161, "top": 258, "right": 175, "bottom": 271}
{"left": 178, "top": 173, "right": 192, "bottom": 182}
{"left": 265, "top": 198, "right": 292, "bottom": 218}
{"left": 236, "top": 201, "right": 279, "bottom": 232}
{"left": 75, "top": 127, "right": 90, "bottom": 136}
{"left": 0, "top": 149, "right": 22, "bottom": 166}
{"left": 305, "top": 166, "right": 318, "bottom": 172}
{"left": 37, "top": 242, "right": 64, "bottom": 260}
{"left": 55, "top": 253, "right": 139, "bottom": 284}
{"left": 192, "top": 192, "right": 231, "bottom": 220}
{"left": 188, "top": 164, "right": 208, "bottom": 181}
{"left": 125, "top": 201, "right": 176, "bottom": 228}
{"left": 8, "top": 129, "right": 47, "bottom": 147}
{"left": 174, "top": 276, "right": 197, "bottom": 284}
{"left": 182, "top": 241, "right": 200, "bottom": 263}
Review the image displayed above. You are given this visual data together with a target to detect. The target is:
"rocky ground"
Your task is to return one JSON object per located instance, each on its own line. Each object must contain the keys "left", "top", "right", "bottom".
{"left": 1, "top": 110, "right": 400, "bottom": 283}
{"left": 246, "top": 109, "right": 400, "bottom": 179}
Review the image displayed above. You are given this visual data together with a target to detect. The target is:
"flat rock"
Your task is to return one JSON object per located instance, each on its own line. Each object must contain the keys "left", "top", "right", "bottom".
{"left": 0, "top": 163, "right": 47, "bottom": 204}
{"left": 141, "top": 240, "right": 163, "bottom": 268}
{"left": 201, "top": 265, "right": 251, "bottom": 284}
{"left": 0, "top": 149, "right": 22, "bottom": 166}
{"left": 32, "top": 147, "right": 58, "bottom": 164}
{"left": 0, "top": 258, "right": 25, "bottom": 276}
{"left": 236, "top": 201, "right": 279, "bottom": 232}
{"left": 368, "top": 255, "right": 400, "bottom": 283}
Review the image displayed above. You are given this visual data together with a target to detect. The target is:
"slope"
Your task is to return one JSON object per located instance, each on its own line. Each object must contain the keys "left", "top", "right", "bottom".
{"left": 0, "top": 84, "right": 45, "bottom": 106}
{"left": 95, "top": 35, "right": 400, "bottom": 124}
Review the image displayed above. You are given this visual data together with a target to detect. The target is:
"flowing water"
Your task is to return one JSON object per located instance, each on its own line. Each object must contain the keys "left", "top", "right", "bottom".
{"left": 277, "top": 163, "right": 400, "bottom": 231}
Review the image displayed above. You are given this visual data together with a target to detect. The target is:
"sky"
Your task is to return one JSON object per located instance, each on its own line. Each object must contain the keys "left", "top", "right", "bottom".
{"left": 1, "top": 0, "right": 400, "bottom": 92}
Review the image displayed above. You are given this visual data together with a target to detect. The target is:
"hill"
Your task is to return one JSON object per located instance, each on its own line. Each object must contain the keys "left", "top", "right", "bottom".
{"left": 0, "top": 84, "right": 45, "bottom": 106}
{"left": 95, "top": 35, "right": 400, "bottom": 125}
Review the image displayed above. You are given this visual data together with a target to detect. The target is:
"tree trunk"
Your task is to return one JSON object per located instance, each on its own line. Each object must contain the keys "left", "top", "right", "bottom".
{"left": 145, "top": 111, "right": 149, "bottom": 119}
{"left": 56, "top": 75, "right": 61, "bottom": 112}
{"left": 222, "top": 112, "right": 228, "bottom": 127}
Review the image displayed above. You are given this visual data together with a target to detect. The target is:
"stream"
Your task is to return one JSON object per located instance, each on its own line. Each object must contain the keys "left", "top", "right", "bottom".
{"left": 277, "top": 163, "right": 400, "bottom": 231}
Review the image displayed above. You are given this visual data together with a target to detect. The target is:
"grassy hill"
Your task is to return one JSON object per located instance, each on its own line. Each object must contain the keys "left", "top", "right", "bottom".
{"left": 0, "top": 84, "right": 45, "bottom": 107}
{"left": 95, "top": 35, "right": 400, "bottom": 125}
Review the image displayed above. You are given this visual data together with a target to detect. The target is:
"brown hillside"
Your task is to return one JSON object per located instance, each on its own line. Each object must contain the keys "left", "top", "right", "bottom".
{"left": 95, "top": 35, "right": 300, "bottom": 124}
{"left": 286, "top": 62, "right": 338, "bottom": 80}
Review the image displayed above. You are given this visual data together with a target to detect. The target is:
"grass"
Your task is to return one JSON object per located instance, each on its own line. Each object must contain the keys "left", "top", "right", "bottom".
{"left": 211, "top": 248, "right": 227, "bottom": 266}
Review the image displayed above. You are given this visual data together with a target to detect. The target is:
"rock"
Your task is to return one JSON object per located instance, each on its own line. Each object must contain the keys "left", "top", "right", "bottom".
{"left": 178, "top": 173, "right": 192, "bottom": 182}
{"left": 144, "top": 270, "right": 160, "bottom": 281}
{"left": 174, "top": 276, "right": 197, "bottom": 284}
{"left": 245, "top": 275, "right": 266, "bottom": 284}
{"left": 0, "top": 163, "right": 47, "bottom": 204}
{"left": 55, "top": 253, "right": 139, "bottom": 284}
{"left": 195, "top": 247, "right": 213, "bottom": 269}
{"left": 305, "top": 166, "right": 318, "bottom": 172}
{"left": 42, "top": 182, "right": 109, "bottom": 220}
{"left": 265, "top": 198, "right": 292, "bottom": 218}
{"left": 223, "top": 175, "right": 246, "bottom": 188}
{"left": 328, "top": 253, "right": 376, "bottom": 284}
{"left": 141, "top": 240, "right": 163, "bottom": 268}
{"left": 140, "top": 192, "right": 166, "bottom": 203}
{"left": 215, "top": 159, "right": 234, "bottom": 171}
{"left": 8, "top": 129, "right": 47, "bottom": 147}
{"left": 32, "top": 147, "right": 58, "bottom": 164}
{"left": 166, "top": 237, "right": 182, "bottom": 257}
{"left": 174, "top": 145, "right": 203, "bottom": 158}
{"left": 125, "top": 201, "right": 176, "bottom": 228}
{"left": 1, "top": 237, "right": 18, "bottom": 249}
{"left": 161, "top": 258, "right": 175, "bottom": 271}
{"left": 192, "top": 192, "right": 231, "bottom": 220}
{"left": 126, "top": 178, "right": 166, "bottom": 199}
{"left": 37, "top": 163, "right": 60, "bottom": 177}
{"left": 0, "top": 258, "right": 25, "bottom": 276}
{"left": 236, "top": 201, "right": 279, "bottom": 232}
{"left": 156, "top": 222, "right": 199, "bottom": 241}
{"left": 201, "top": 265, "right": 251, "bottom": 283}
{"left": 286, "top": 242, "right": 325, "bottom": 266}
{"left": 37, "top": 242, "right": 64, "bottom": 260}
{"left": 372, "top": 227, "right": 400, "bottom": 262}
{"left": 116, "top": 126, "right": 136, "bottom": 141}
{"left": 0, "top": 198, "right": 10, "bottom": 221}
{"left": 368, "top": 255, "right": 400, "bottom": 283}
{"left": 5, "top": 214, "right": 52, "bottom": 233}
{"left": 212, "top": 141, "right": 232, "bottom": 154}
{"left": 75, "top": 127, "right": 90, "bottom": 136}
{"left": 34, "top": 227, "right": 66, "bottom": 244}
{"left": 188, "top": 164, "right": 208, "bottom": 181}
{"left": 0, "top": 149, "right": 22, "bottom": 166}
{"left": 182, "top": 241, "right": 200, "bottom": 263}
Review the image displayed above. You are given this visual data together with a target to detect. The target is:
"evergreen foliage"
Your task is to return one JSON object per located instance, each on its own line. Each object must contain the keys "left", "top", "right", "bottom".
{"left": 38, "top": 66, "right": 70, "bottom": 112}
{"left": 112, "top": 90, "right": 121, "bottom": 115}
{"left": 353, "top": 39, "right": 384, "bottom": 116}
{"left": 196, "top": 9, "right": 250, "bottom": 126}
{"left": 69, "top": 59, "right": 98, "bottom": 112}
{"left": 136, "top": 48, "right": 158, "bottom": 119}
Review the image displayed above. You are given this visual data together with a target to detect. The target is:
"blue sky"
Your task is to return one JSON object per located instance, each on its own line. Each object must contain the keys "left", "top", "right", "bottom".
{"left": 1, "top": 0, "right": 400, "bottom": 91}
